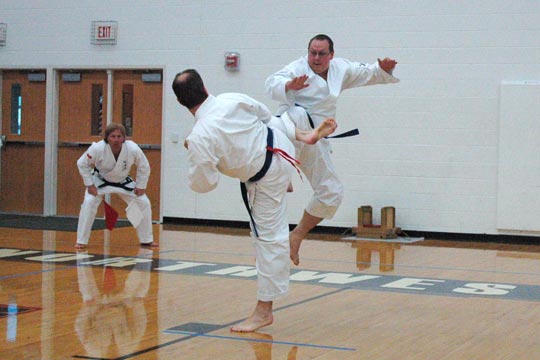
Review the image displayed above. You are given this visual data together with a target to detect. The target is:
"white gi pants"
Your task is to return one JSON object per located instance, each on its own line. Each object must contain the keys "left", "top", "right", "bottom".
{"left": 295, "top": 138, "right": 344, "bottom": 219}
{"left": 76, "top": 186, "right": 153, "bottom": 245}
{"left": 285, "top": 107, "right": 344, "bottom": 219}
{"left": 246, "top": 129, "right": 295, "bottom": 302}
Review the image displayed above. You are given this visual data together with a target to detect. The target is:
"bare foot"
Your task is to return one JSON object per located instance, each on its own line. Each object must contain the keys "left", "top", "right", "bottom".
{"left": 75, "top": 243, "right": 87, "bottom": 250}
{"left": 231, "top": 314, "right": 273, "bottom": 333}
{"left": 289, "top": 232, "right": 303, "bottom": 266}
{"left": 141, "top": 242, "right": 159, "bottom": 248}
{"left": 305, "top": 118, "right": 337, "bottom": 144}
{"left": 231, "top": 301, "right": 274, "bottom": 333}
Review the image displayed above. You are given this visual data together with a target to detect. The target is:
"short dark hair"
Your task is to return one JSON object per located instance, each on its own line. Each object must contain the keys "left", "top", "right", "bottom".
{"left": 104, "top": 123, "right": 126, "bottom": 142}
{"left": 308, "top": 34, "right": 334, "bottom": 53}
{"left": 171, "top": 69, "right": 208, "bottom": 109}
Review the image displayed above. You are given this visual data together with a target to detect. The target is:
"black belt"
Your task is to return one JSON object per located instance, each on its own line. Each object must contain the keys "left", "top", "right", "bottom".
{"left": 305, "top": 111, "right": 359, "bottom": 139}
{"left": 94, "top": 168, "right": 134, "bottom": 192}
{"left": 248, "top": 127, "right": 274, "bottom": 182}
{"left": 240, "top": 127, "right": 274, "bottom": 238}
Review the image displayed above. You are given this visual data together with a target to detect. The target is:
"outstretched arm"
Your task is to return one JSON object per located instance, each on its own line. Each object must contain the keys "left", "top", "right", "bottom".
{"left": 341, "top": 58, "right": 400, "bottom": 90}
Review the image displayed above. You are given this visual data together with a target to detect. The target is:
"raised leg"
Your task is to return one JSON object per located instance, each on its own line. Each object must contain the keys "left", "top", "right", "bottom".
{"left": 295, "top": 118, "right": 337, "bottom": 145}
{"left": 289, "top": 210, "right": 323, "bottom": 265}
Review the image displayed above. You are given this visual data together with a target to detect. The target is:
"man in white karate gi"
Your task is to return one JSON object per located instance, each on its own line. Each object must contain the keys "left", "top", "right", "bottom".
{"left": 75, "top": 123, "right": 156, "bottom": 249}
{"left": 265, "top": 34, "right": 399, "bottom": 265}
{"left": 172, "top": 69, "right": 335, "bottom": 332}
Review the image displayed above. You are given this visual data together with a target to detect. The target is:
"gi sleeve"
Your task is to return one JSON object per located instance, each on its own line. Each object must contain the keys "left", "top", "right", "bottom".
{"left": 265, "top": 63, "right": 299, "bottom": 107}
{"left": 133, "top": 145, "right": 151, "bottom": 189}
{"left": 187, "top": 137, "right": 220, "bottom": 193}
{"left": 77, "top": 143, "right": 98, "bottom": 187}
{"left": 341, "top": 59, "right": 399, "bottom": 91}
{"left": 247, "top": 97, "right": 274, "bottom": 125}
{"left": 222, "top": 93, "right": 274, "bottom": 125}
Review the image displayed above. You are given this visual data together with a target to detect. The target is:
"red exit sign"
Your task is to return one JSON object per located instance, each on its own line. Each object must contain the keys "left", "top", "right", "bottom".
{"left": 91, "top": 21, "right": 117, "bottom": 44}
{"left": 97, "top": 26, "right": 112, "bottom": 39}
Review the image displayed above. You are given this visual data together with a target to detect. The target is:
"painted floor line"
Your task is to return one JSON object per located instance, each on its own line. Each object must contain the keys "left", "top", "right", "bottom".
{"left": 0, "top": 265, "right": 74, "bottom": 280}
{"left": 163, "top": 330, "right": 356, "bottom": 351}
{"left": 3, "top": 239, "right": 540, "bottom": 278}
{"left": 141, "top": 247, "right": 540, "bottom": 277}
{"left": 2, "top": 245, "right": 540, "bottom": 279}
{"left": 110, "top": 288, "right": 355, "bottom": 359}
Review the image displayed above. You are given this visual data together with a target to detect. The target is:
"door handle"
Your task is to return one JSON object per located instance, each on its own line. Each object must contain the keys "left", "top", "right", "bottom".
{"left": 2, "top": 139, "right": 45, "bottom": 146}
{"left": 57, "top": 141, "right": 92, "bottom": 148}
{"left": 138, "top": 144, "right": 161, "bottom": 150}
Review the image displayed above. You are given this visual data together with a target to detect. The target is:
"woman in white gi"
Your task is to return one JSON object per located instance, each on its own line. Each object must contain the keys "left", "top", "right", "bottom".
{"left": 172, "top": 69, "right": 335, "bottom": 333}
{"left": 75, "top": 123, "right": 156, "bottom": 249}
{"left": 265, "top": 34, "right": 399, "bottom": 265}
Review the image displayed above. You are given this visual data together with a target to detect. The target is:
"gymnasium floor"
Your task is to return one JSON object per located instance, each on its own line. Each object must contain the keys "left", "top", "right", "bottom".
{"left": 0, "top": 219, "right": 539, "bottom": 359}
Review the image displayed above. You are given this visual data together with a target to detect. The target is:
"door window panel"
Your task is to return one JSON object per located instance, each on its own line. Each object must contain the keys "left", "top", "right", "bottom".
{"left": 91, "top": 84, "right": 103, "bottom": 136}
{"left": 122, "top": 84, "right": 134, "bottom": 136}
{"left": 10, "top": 84, "right": 22, "bottom": 135}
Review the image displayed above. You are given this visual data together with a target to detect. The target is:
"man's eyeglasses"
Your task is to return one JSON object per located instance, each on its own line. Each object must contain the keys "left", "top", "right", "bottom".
{"left": 309, "top": 50, "right": 331, "bottom": 58}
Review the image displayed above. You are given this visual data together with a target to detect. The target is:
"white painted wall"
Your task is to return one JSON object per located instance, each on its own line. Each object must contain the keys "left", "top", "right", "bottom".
{"left": 1, "top": 1, "right": 540, "bottom": 235}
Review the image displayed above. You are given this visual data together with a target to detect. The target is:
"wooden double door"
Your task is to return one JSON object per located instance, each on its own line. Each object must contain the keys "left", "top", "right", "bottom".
{"left": 0, "top": 70, "right": 46, "bottom": 214}
{"left": 1, "top": 69, "right": 162, "bottom": 220}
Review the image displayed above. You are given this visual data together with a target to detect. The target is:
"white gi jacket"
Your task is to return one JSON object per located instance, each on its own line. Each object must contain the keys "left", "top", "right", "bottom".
{"left": 77, "top": 140, "right": 151, "bottom": 189}
{"left": 186, "top": 93, "right": 294, "bottom": 193}
{"left": 265, "top": 55, "right": 399, "bottom": 124}
{"left": 186, "top": 93, "right": 296, "bottom": 301}
{"left": 264, "top": 55, "right": 399, "bottom": 219}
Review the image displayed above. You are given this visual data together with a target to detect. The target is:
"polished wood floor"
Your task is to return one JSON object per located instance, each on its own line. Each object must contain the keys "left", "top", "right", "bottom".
{"left": 1, "top": 223, "right": 540, "bottom": 359}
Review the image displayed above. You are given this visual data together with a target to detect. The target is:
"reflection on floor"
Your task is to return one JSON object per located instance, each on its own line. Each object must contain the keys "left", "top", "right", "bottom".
{"left": 0, "top": 223, "right": 539, "bottom": 359}
{"left": 75, "top": 248, "right": 153, "bottom": 356}
{"left": 351, "top": 241, "right": 402, "bottom": 272}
